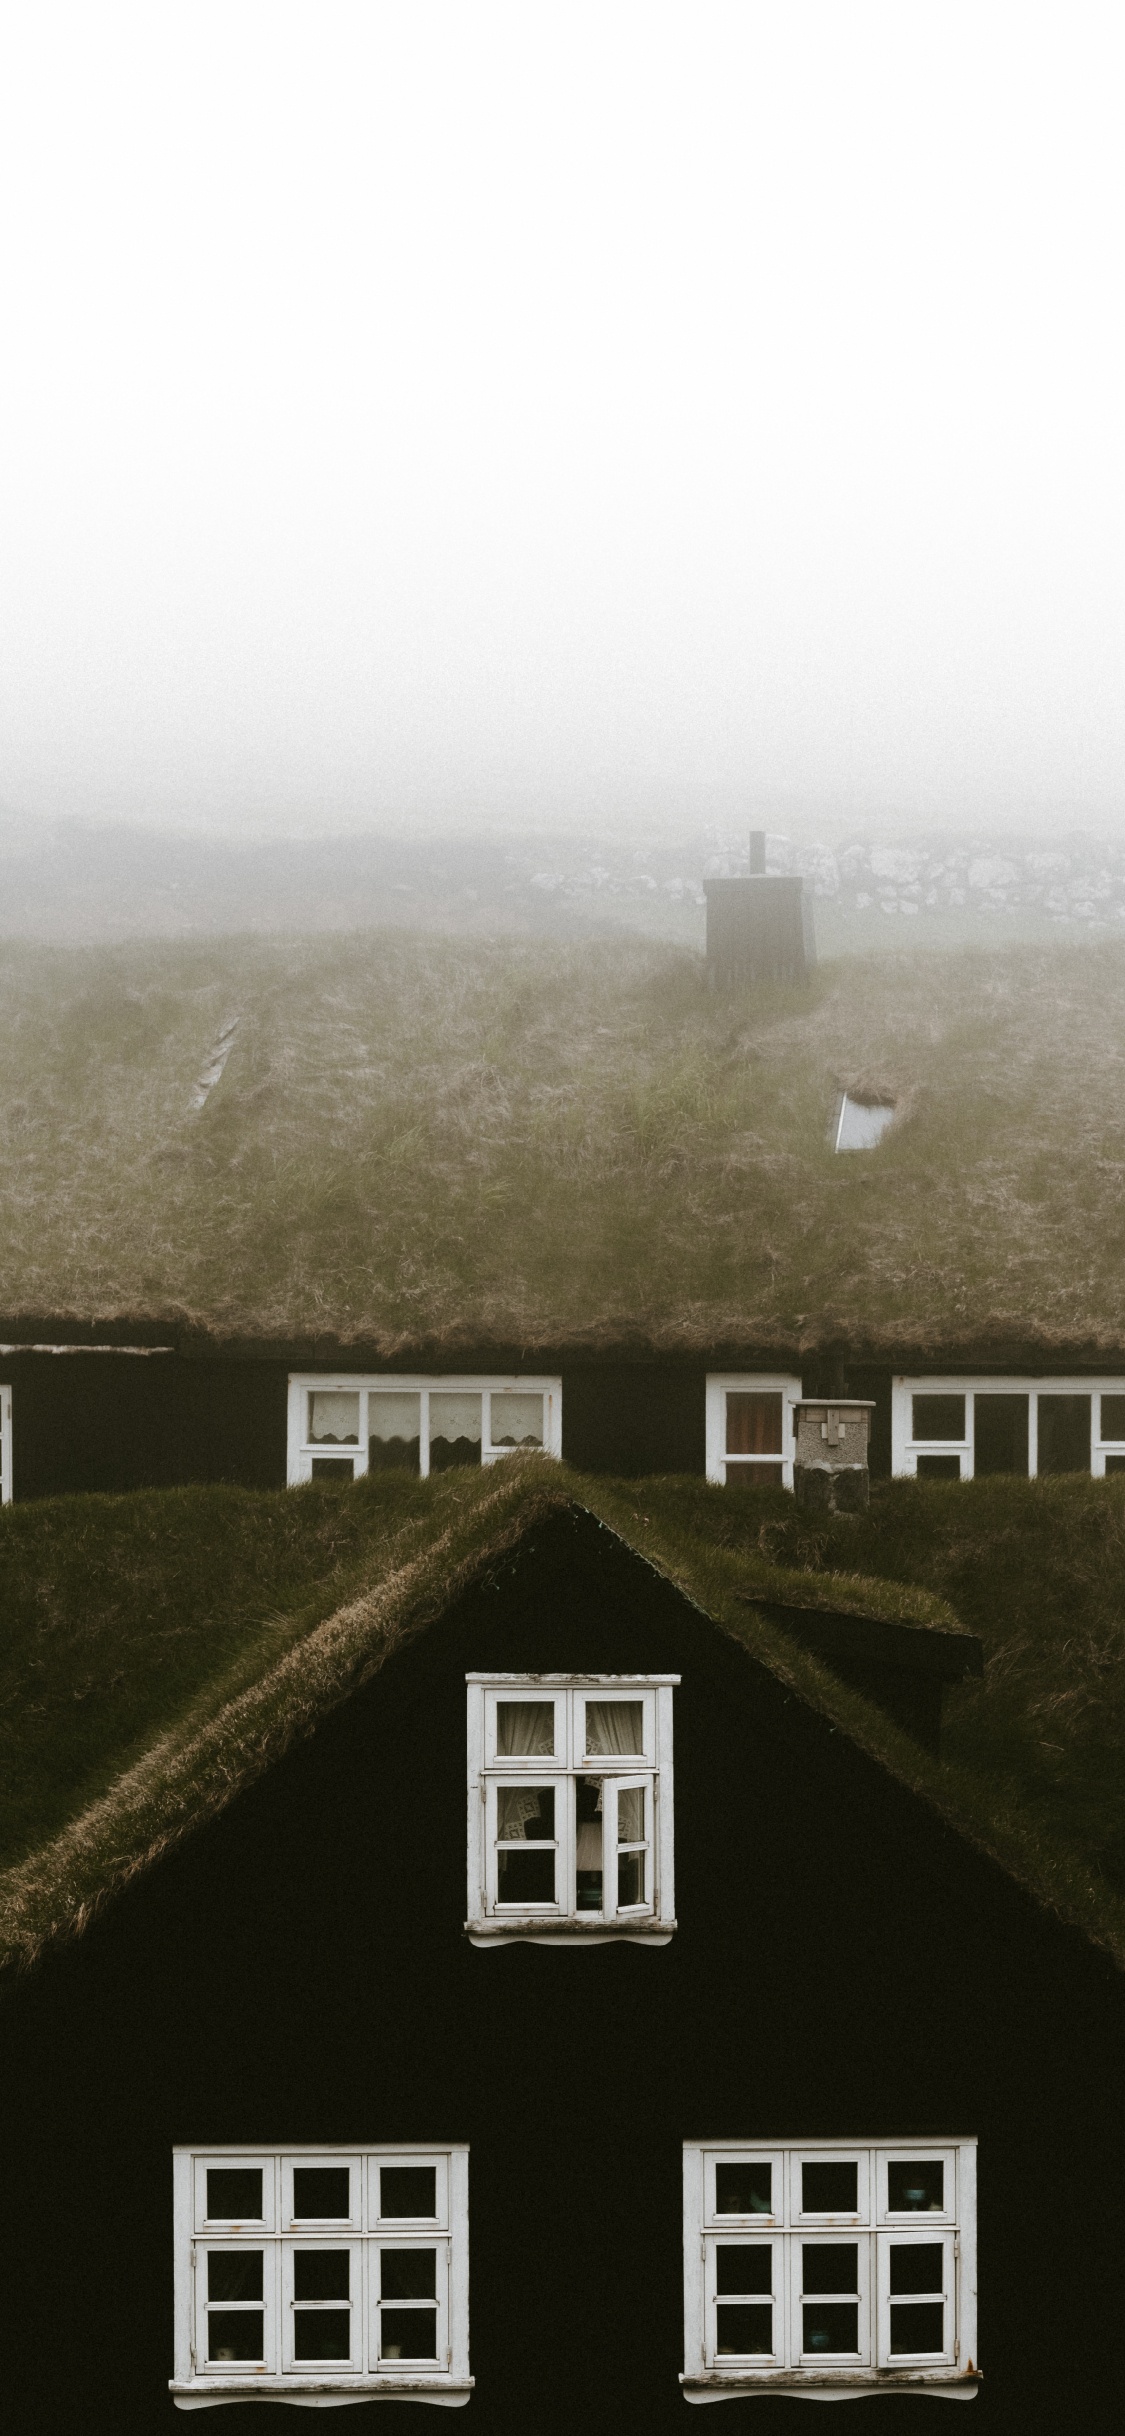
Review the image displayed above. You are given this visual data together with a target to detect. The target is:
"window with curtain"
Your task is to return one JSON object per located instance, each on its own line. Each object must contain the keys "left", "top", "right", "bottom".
{"left": 466, "top": 1676, "right": 678, "bottom": 1946}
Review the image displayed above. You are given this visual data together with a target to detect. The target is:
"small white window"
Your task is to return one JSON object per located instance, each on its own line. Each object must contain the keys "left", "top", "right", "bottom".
{"left": 892, "top": 1374, "right": 1125, "bottom": 1480}
{"left": 830, "top": 1093, "right": 896, "bottom": 1152}
{"left": 0, "top": 1383, "right": 10, "bottom": 1505}
{"left": 705, "top": 1375, "right": 802, "bottom": 1489}
{"left": 287, "top": 1374, "right": 562, "bottom": 1485}
{"left": 466, "top": 1676, "right": 677, "bottom": 1947}
{"left": 171, "top": 2147, "right": 471, "bottom": 2408}
{"left": 682, "top": 2140, "right": 978, "bottom": 2401}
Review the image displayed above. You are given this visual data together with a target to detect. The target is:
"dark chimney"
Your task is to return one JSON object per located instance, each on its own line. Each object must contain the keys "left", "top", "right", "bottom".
{"left": 704, "top": 832, "right": 815, "bottom": 989}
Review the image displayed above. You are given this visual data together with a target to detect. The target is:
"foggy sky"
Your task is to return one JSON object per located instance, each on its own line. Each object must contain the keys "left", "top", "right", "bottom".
{"left": 1, "top": 2, "right": 1123, "bottom": 836}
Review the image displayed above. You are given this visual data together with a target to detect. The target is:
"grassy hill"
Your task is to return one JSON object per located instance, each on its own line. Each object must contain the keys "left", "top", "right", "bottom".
{"left": 4, "top": 928, "right": 1125, "bottom": 1353}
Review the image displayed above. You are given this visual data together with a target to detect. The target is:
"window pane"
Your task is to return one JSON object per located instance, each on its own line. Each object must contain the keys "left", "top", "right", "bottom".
{"left": 496, "top": 1700, "right": 555, "bottom": 1755}
{"left": 716, "top": 2163, "right": 772, "bottom": 2216}
{"left": 585, "top": 1700, "right": 643, "bottom": 1754}
{"left": 911, "top": 1394, "right": 965, "bottom": 1441}
{"left": 725, "top": 1462, "right": 784, "bottom": 1489}
{"left": 889, "top": 2244, "right": 944, "bottom": 2295}
{"left": 379, "top": 2167, "right": 436, "bottom": 2220}
{"left": 381, "top": 2249, "right": 437, "bottom": 2300}
{"left": 801, "top": 2163, "right": 857, "bottom": 2214}
{"left": 717, "top": 2246, "right": 772, "bottom": 2295}
{"left": 207, "top": 2310, "right": 264, "bottom": 2361}
{"left": 717, "top": 2304, "right": 773, "bottom": 2353}
{"left": 1037, "top": 1393, "right": 1091, "bottom": 1475}
{"left": 802, "top": 2243, "right": 858, "bottom": 2294}
{"left": 1107, "top": 1455, "right": 1125, "bottom": 1474}
{"left": 380, "top": 2308, "right": 438, "bottom": 2360}
{"left": 890, "top": 2303, "right": 945, "bottom": 2353}
{"left": 1101, "top": 1394, "right": 1125, "bottom": 1440}
{"left": 618, "top": 1849, "right": 646, "bottom": 1906}
{"left": 311, "top": 1456, "right": 354, "bottom": 1482}
{"left": 974, "top": 1393, "right": 1028, "bottom": 1476}
{"left": 369, "top": 1393, "right": 421, "bottom": 1475}
{"left": 803, "top": 2303, "right": 858, "bottom": 2353}
{"left": 888, "top": 2162, "right": 944, "bottom": 2213}
{"left": 576, "top": 1775, "right": 603, "bottom": 1910}
{"left": 429, "top": 1392, "right": 482, "bottom": 1472}
{"left": 208, "top": 2251, "right": 264, "bottom": 2301}
{"left": 293, "top": 2167, "right": 350, "bottom": 2220}
{"left": 497, "top": 1847, "right": 556, "bottom": 1901}
{"left": 618, "top": 1785, "right": 645, "bottom": 1841}
{"left": 497, "top": 1785, "right": 555, "bottom": 1838}
{"left": 308, "top": 1391, "right": 360, "bottom": 1445}
{"left": 726, "top": 1392, "right": 783, "bottom": 1455}
{"left": 294, "top": 2251, "right": 350, "bottom": 2300}
{"left": 207, "top": 2169, "right": 263, "bottom": 2221}
{"left": 294, "top": 2310, "right": 351, "bottom": 2359}
{"left": 490, "top": 1393, "right": 544, "bottom": 1449}
{"left": 916, "top": 1454, "right": 960, "bottom": 1480}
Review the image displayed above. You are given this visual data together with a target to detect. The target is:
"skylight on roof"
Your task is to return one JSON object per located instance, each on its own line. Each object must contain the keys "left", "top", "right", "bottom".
{"left": 831, "top": 1092, "right": 895, "bottom": 1152}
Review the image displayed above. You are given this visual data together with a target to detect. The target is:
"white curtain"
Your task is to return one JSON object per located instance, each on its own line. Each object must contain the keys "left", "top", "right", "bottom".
{"left": 585, "top": 1700, "right": 643, "bottom": 1755}
{"left": 496, "top": 1701, "right": 554, "bottom": 1755}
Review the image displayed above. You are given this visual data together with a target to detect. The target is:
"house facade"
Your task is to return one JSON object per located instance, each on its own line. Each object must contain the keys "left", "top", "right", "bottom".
{"left": 6, "top": 1336, "right": 1125, "bottom": 1499}
{"left": 0, "top": 1504, "right": 1121, "bottom": 2431}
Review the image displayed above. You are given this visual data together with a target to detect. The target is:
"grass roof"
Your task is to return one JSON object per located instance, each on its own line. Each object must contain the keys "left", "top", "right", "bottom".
{"left": 0, "top": 1467, "right": 1122, "bottom": 1978}
{"left": 5, "top": 928, "right": 1125, "bottom": 1353}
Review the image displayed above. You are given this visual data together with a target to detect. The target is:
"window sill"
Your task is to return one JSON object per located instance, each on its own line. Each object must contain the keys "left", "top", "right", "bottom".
{"left": 465, "top": 1916, "right": 676, "bottom": 1948}
{"left": 681, "top": 2371, "right": 981, "bottom": 2405}
{"left": 171, "top": 2377, "right": 473, "bottom": 2410}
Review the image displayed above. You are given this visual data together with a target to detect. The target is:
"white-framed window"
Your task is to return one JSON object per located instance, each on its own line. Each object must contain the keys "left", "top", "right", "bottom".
{"left": 465, "top": 1674, "right": 678, "bottom": 1947}
{"left": 0, "top": 1383, "right": 10, "bottom": 1505}
{"left": 286, "top": 1374, "right": 563, "bottom": 1486}
{"left": 170, "top": 2145, "right": 471, "bottom": 2408}
{"left": 892, "top": 1374, "right": 1125, "bottom": 1481}
{"left": 705, "top": 1375, "right": 802, "bottom": 1489}
{"left": 682, "top": 2140, "right": 978, "bottom": 2402}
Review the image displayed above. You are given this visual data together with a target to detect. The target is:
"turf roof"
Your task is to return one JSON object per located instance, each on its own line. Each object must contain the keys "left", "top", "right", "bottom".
{"left": 0, "top": 1465, "right": 1122, "bottom": 1978}
{"left": 5, "top": 928, "right": 1125, "bottom": 1354}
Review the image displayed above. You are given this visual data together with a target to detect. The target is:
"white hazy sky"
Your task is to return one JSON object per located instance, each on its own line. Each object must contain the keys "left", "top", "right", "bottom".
{"left": 1, "top": 0, "right": 1123, "bottom": 835}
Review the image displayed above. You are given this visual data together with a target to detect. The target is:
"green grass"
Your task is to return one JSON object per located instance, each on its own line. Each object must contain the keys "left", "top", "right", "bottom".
{"left": 5, "top": 928, "right": 1125, "bottom": 1349}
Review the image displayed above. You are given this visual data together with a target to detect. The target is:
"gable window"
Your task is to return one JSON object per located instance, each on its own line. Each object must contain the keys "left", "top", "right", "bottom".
{"left": 287, "top": 1374, "right": 562, "bottom": 1485}
{"left": 892, "top": 1374, "right": 1125, "bottom": 1480}
{"left": 465, "top": 1675, "right": 677, "bottom": 1947}
{"left": 0, "top": 1383, "right": 9, "bottom": 1504}
{"left": 705, "top": 1375, "right": 802, "bottom": 1489}
{"left": 682, "top": 2140, "right": 978, "bottom": 2401}
{"left": 170, "top": 2146, "right": 471, "bottom": 2408}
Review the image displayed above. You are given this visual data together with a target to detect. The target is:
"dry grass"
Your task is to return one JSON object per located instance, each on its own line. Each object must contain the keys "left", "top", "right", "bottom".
{"left": 4, "top": 928, "right": 1125, "bottom": 1351}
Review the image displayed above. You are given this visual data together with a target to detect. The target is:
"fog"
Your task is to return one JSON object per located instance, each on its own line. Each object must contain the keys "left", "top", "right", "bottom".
{"left": 1, "top": 2, "right": 1123, "bottom": 839}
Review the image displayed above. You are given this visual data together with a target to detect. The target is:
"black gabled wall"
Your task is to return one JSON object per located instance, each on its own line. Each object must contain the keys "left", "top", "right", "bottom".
{"left": 0, "top": 1509, "right": 1122, "bottom": 2436}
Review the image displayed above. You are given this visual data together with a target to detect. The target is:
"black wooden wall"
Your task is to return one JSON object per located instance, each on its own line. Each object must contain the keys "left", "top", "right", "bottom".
{"left": 0, "top": 1510, "right": 1120, "bottom": 2435}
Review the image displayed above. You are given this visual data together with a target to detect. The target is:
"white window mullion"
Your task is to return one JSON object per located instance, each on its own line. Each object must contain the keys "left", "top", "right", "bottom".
{"left": 418, "top": 1389, "right": 430, "bottom": 1478}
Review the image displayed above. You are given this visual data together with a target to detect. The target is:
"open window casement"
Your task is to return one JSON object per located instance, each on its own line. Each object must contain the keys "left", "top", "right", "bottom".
{"left": 682, "top": 2141, "right": 979, "bottom": 2402}
{"left": 172, "top": 2147, "right": 471, "bottom": 2408}
{"left": 466, "top": 1676, "right": 677, "bottom": 1947}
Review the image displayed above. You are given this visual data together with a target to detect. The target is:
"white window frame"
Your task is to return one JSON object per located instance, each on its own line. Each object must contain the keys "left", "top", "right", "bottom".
{"left": 682, "top": 2139, "right": 978, "bottom": 2403}
{"left": 892, "top": 1374, "right": 1125, "bottom": 1480}
{"left": 0, "top": 1383, "right": 10, "bottom": 1504}
{"left": 286, "top": 1373, "right": 562, "bottom": 1486}
{"left": 466, "top": 1674, "right": 677, "bottom": 1948}
{"left": 705, "top": 1375, "right": 802, "bottom": 1489}
{"left": 171, "top": 2144, "right": 471, "bottom": 2409}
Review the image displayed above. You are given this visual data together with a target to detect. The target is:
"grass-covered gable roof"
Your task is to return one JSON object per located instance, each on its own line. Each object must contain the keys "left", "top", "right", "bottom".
{"left": 5, "top": 929, "right": 1125, "bottom": 1355}
{"left": 1, "top": 1466, "right": 1123, "bottom": 1977}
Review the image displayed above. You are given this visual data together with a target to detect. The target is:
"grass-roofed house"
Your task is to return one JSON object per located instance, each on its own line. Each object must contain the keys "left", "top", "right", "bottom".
{"left": 7, "top": 929, "right": 1125, "bottom": 1501}
{"left": 0, "top": 1462, "right": 1123, "bottom": 2429}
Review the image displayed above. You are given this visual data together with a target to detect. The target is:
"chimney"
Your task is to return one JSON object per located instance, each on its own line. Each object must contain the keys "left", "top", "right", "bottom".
{"left": 704, "top": 833, "right": 816, "bottom": 989}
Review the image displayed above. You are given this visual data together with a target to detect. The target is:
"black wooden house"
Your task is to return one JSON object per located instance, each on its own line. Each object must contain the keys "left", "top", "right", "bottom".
{"left": 0, "top": 1471, "right": 1121, "bottom": 2432}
